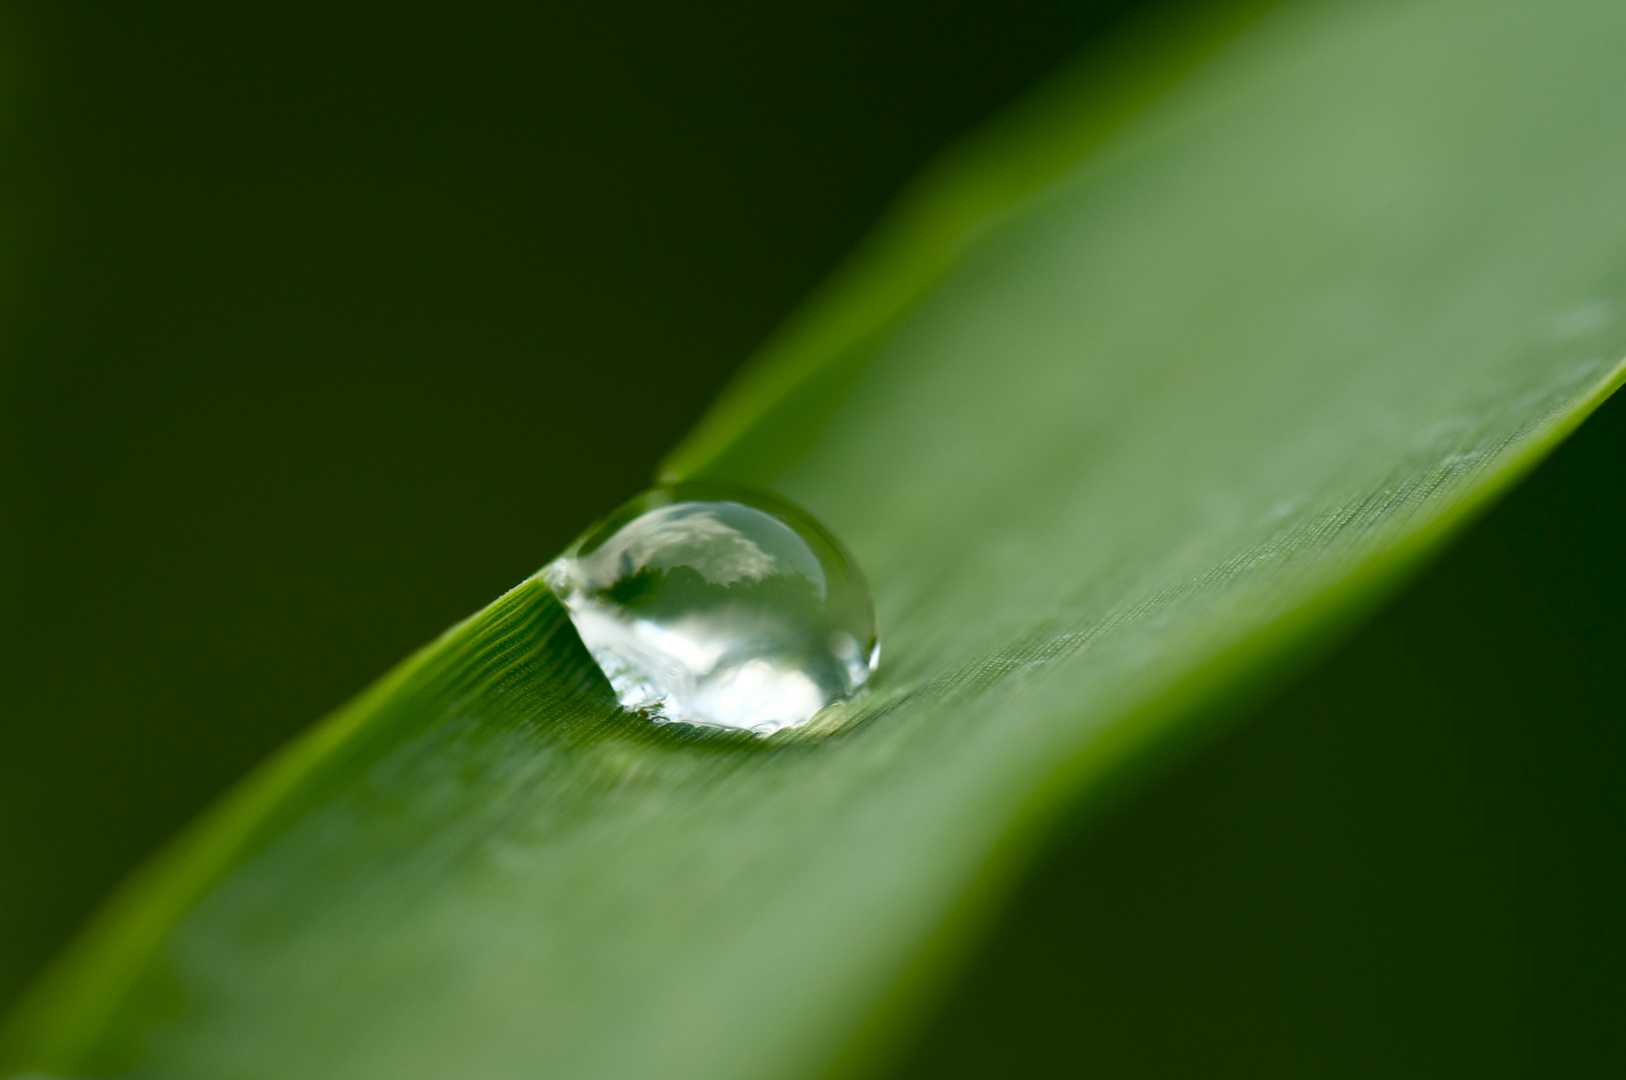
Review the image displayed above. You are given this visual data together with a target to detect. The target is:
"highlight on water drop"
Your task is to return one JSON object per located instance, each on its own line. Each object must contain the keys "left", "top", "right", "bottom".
{"left": 542, "top": 483, "right": 879, "bottom": 736}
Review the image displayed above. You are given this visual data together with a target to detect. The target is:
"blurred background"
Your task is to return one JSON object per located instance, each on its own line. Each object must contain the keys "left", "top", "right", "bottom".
{"left": 0, "top": 1, "right": 1622, "bottom": 1075}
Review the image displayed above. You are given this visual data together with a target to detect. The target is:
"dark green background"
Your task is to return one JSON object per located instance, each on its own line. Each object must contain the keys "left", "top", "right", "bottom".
{"left": 1, "top": 1, "right": 1623, "bottom": 1075}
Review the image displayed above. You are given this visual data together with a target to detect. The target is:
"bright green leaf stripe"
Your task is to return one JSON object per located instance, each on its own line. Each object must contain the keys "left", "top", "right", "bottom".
{"left": 8, "top": 0, "right": 1626, "bottom": 1077}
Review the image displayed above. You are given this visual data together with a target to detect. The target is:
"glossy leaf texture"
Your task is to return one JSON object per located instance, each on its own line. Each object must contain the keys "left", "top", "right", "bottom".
{"left": 6, "top": 0, "right": 1626, "bottom": 1076}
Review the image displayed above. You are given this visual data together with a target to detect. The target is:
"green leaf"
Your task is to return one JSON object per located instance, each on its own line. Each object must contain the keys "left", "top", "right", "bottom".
{"left": 6, "top": 0, "right": 1626, "bottom": 1076}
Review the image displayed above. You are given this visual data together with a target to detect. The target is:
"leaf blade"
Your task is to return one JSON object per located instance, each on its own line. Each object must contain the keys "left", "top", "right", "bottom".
{"left": 8, "top": 0, "right": 1626, "bottom": 1077}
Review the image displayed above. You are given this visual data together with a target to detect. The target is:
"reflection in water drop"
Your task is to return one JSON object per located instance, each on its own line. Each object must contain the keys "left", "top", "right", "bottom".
{"left": 543, "top": 483, "right": 879, "bottom": 736}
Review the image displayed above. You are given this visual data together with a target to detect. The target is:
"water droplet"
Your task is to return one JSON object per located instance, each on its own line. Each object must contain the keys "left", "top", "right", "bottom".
{"left": 543, "top": 483, "right": 878, "bottom": 736}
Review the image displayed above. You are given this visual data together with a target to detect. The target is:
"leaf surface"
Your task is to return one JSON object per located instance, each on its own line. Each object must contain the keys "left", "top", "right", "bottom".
{"left": 6, "top": 0, "right": 1626, "bottom": 1076}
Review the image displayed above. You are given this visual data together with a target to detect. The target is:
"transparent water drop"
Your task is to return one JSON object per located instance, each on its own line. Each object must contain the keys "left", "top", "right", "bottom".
{"left": 542, "top": 483, "right": 879, "bottom": 736}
